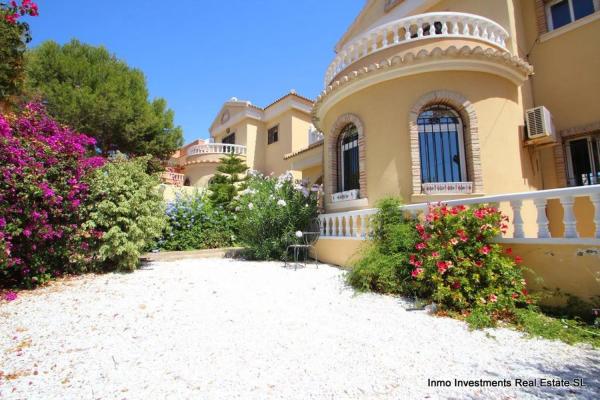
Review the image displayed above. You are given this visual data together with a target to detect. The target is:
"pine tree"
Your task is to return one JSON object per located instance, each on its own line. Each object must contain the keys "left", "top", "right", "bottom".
{"left": 208, "top": 152, "right": 248, "bottom": 209}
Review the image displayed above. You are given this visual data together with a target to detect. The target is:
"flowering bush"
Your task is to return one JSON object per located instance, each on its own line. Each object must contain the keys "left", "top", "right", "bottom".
{"left": 349, "top": 200, "right": 532, "bottom": 326}
{"left": 83, "top": 155, "right": 165, "bottom": 271}
{"left": 235, "top": 171, "right": 319, "bottom": 260}
{"left": 409, "top": 204, "right": 531, "bottom": 316}
{"left": 159, "top": 190, "right": 235, "bottom": 251}
{"left": 0, "top": 103, "right": 104, "bottom": 288}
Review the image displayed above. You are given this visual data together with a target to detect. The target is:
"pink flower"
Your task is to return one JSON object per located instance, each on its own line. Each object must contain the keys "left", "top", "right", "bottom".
{"left": 431, "top": 251, "right": 440, "bottom": 258}
{"left": 449, "top": 238, "right": 458, "bottom": 245}
{"left": 489, "top": 294, "right": 497, "bottom": 303}
{"left": 511, "top": 293, "right": 519, "bottom": 299}
{"left": 479, "top": 245, "right": 491, "bottom": 255}
{"left": 4, "top": 291, "right": 18, "bottom": 302}
{"left": 415, "top": 242, "right": 426, "bottom": 250}
{"left": 411, "top": 268, "right": 424, "bottom": 278}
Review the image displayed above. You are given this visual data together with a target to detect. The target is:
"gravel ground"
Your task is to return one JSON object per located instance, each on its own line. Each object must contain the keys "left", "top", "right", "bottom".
{"left": 1, "top": 259, "right": 599, "bottom": 400}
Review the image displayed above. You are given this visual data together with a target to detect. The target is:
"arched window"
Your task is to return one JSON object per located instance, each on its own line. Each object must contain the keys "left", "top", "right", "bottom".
{"left": 337, "top": 123, "right": 360, "bottom": 192}
{"left": 417, "top": 105, "right": 466, "bottom": 183}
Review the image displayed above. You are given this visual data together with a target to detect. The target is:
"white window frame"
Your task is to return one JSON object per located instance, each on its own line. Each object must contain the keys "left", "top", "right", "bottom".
{"left": 546, "top": 0, "right": 600, "bottom": 31}
{"left": 565, "top": 134, "right": 600, "bottom": 186}
{"left": 338, "top": 126, "right": 359, "bottom": 193}
{"left": 417, "top": 106, "right": 468, "bottom": 184}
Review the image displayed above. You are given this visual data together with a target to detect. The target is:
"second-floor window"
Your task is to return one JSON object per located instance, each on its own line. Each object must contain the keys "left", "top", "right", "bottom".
{"left": 268, "top": 126, "right": 278, "bottom": 144}
{"left": 222, "top": 133, "right": 235, "bottom": 144}
{"left": 566, "top": 133, "right": 600, "bottom": 186}
{"left": 546, "top": 0, "right": 598, "bottom": 31}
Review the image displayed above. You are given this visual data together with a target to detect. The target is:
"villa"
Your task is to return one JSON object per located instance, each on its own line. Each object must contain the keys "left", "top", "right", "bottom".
{"left": 164, "top": 92, "right": 323, "bottom": 188}
{"left": 163, "top": 0, "right": 600, "bottom": 301}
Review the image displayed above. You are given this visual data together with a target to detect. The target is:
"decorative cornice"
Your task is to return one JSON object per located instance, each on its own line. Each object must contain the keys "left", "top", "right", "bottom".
{"left": 312, "top": 45, "right": 533, "bottom": 131}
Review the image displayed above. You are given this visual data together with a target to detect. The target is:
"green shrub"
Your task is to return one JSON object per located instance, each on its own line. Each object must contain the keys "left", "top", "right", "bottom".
{"left": 160, "top": 190, "right": 235, "bottom": 250}
{"left": 347, "top": 198, "right": 419, "bottom": 294}
{"left": 83, "top": 155, "right": 166, "bottom": 271}
{"left": 235, "top": 171, "right": 319, "bottom": 260}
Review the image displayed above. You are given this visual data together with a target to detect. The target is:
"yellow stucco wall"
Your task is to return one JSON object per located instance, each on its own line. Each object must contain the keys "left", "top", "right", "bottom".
{"left": 315, "top": 238, "right": 600, "bottom": 302}
{"left": 313, "top": 239, "right": 364, "bottom": 269}
{"left": 500, "top": 243, "right": 600, "bottom": 304}
{"left": 184, "top": 163, "right": 219, "bottom": 187}
{"left": 321, "top": 71, "right": 541, "bottom": 210}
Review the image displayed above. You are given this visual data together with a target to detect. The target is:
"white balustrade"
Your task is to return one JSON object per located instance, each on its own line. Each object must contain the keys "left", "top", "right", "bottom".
{"left": 160, "top": 171, "right": 185, "bottom": 186}
{"left": 318, "top": 186, "right": 600, "bottom": 243}
{"left": 324, "top": 12, "right": 509, "bottom": 86}
{"left": 187, "top": 143, "right": 247, "bottom": 157}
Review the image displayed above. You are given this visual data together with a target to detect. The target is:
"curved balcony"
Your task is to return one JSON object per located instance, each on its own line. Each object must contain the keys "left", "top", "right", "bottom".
{"left": 324, "top": 12, "right": 509, "bottom": 86}
{"left": 185, "top": 143, "right": 247, "bottom": 165}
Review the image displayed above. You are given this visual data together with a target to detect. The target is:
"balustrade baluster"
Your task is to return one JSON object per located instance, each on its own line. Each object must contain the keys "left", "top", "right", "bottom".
{"left": 509, "top": 200, "right": 524, "bottom": 238}
{"left": 462, "top": 20, "right": 470, "bottom": 35}
{"left": 361, "top": 215, "right": 367, "bottom": 238}
{"left": 392, "top": 25, "right": 399, "bottom": 44}
{"left": 353, "top": 215, "right": 359, "bottom": 237}
{"left": 560, "top": 196, "right": 578, "bottom": 238}
{"left": 345, "top": 216, "right": 351, "bottom": 237}
{"left": 404, "top": 25, "right": 411, "bottom": 40}
{"left": 534, "top": 198, "right": 551, "bottom": 238}
{"left": 451, "top": 19, "right": 459, "bottom": 34}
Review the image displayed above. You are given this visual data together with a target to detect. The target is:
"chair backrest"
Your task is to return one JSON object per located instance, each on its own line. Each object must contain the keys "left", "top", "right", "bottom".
{"left": 303, "top": 218, "right": 321, "bottom": 245}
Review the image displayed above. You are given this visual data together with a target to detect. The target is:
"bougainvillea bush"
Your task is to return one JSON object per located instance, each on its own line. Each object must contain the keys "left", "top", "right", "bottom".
{"left": 83, "top": 155, "right": 166, "bottom": 271}
{"left": 349, "top": 201, "right": 532, "bottom": 326}
{"left": 0, "top": 103, "right": 104, "bottom": 288}
{"left": 236, "top": 171, "right": 319, "bottom": 260}
{"left": 159, "top": 190, "right": 235, "bottom": 251}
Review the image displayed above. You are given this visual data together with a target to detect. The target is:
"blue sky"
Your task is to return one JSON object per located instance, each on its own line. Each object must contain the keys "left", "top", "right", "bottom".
{"left": 28, "top": 1, "right": 365, "bottom": 144}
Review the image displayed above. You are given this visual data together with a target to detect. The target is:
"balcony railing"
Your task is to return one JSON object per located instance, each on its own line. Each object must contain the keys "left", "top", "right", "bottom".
{"left": 187, "top": 143, "right": 247, "bottom": 157}
{"left": 318, "top": 186, "right": 600, "bottom": 243}
{"left": 161, "top": 171, "right": 185, "bottom": 186}
{"left": 309, "top": 127, "right": 324, "bottom": 145}
{"left": 325, "top": 12, "right": 509, "bottom": 86}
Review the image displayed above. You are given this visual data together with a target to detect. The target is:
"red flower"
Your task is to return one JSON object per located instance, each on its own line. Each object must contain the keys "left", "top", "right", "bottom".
{"left": 436, "top": 261, "right": 449, "bottom": 274}
{"left": 511, "top": 293, "right": 519, "bottom": 299}
{"left": 474, "top": 260, "right": 483, "bottom": 268}
{"left": 431, "top": 251, "right": 440, "bottom": 258}
{"left": 479, "top": 245, "right": 491, "bottom": 255}
{"left": 451, "top": 281, "right": 461, "bottom": 290}
{"left": 514, "top": 256, "right": 523, "bottom": 264}
{"left": 521, "top": 288, "right": 528, "bottom": 296}
{"left": 411, "top": 268, "right": 424, "bottom": 278}
{"left": 505, "top": 247, "right": 513, "bottom": 255}
{"left": 416, "top": 242, "right": 426, "bottom": 250}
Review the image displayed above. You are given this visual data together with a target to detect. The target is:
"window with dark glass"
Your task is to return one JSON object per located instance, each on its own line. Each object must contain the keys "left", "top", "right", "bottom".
{"left": 222, "top": 133, "right": 235, "bottom": 144}
{"left": 268, "top": 125, "right": 279, "bottom": 144}
{"left": 337, "top": 124, "right": 360, "bottom": 192}
{"left": 417, "top": 105, "right": 466, "bottom": 183}
{"left": 567, "top": 134, "right": 600, "bottom": 186}
{"left": 547, "top": 0, "right": 597, "bottom": 31}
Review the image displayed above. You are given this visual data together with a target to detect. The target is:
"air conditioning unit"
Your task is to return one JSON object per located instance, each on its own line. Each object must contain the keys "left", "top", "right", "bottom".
{"left": 525, "top": 106, "right": 556, "bottom": 144}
